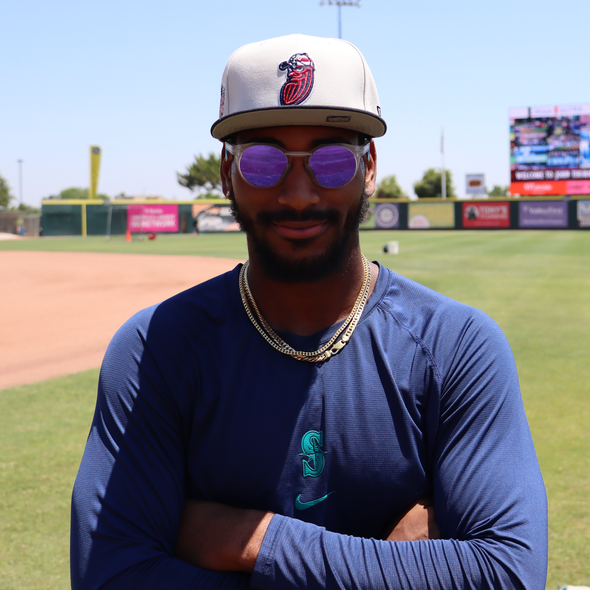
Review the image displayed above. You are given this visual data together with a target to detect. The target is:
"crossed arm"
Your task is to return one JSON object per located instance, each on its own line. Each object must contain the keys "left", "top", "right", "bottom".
{"left": 176, "top": 497, "right": 440, "bottom": 572}
{"left": 72, "top": 305, "right": 548, "bottom": 589}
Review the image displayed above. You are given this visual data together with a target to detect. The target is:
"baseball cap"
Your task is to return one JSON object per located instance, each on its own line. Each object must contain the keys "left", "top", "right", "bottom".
{"left": 211, "top": 34, "right": 386, "bottom": 140}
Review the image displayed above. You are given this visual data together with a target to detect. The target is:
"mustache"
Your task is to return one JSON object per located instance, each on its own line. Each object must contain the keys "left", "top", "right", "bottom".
{"left": 255, "top": 208, "right": 341, "bottom": 224}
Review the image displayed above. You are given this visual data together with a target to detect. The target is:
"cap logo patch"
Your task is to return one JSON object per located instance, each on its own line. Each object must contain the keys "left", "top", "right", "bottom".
{"left": 278, "top": 53, "right": 315, "bottom": 106}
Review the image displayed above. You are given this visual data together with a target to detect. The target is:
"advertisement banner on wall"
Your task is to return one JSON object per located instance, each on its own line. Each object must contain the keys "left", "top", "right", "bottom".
{"left": 577, "top": 200, "right": 590, "bottom": 227}
{"left": 462, "top": 202, "right": 510, "bottom": 228}
{"left": 518, "top": 201, "right": 568, "bottom": 228}
{"left": 374, "top": 202, "right": 400, "bottom": 229}
{"left": 408, "top": 202, "right": 454, "bottom": 229}
{"left": 509, "top": 104, "right": 590, "bottom": 195}
{"left": 194, "top": 204, "right": 240, "bottom": 232}
{"left": 127, "top": 204, "right": 179, "bottom": 232}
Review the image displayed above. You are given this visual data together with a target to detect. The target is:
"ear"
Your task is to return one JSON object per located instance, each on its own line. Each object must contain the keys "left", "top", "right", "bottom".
{"left": 363, "top": 141, "right": 377, "bottom": 197}
{"left": 220, "top": 143, "right": 233, "bottom": 199}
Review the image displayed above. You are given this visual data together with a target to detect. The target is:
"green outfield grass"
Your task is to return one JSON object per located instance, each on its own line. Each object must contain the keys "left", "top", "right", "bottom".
{"left": 0, "top": 370, "right": 99, "bottom": 590}
{"left": 0, "top": 232, "right": 250, "bottom": 259}
{"left": 1, "top": 230, "right": 589, "bottom": 589}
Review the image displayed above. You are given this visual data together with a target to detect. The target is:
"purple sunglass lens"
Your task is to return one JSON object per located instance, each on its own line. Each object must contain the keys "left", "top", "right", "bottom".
{"left": 309, "top": 146, "right": 357, "bottom": 188}
{"left": 240, "top": 145, "right": 288, "bottom": 187}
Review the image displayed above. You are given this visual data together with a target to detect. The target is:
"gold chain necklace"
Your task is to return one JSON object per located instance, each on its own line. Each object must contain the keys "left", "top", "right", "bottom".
{"left": 239, "top": 255, "right": 371, "bottom": 362}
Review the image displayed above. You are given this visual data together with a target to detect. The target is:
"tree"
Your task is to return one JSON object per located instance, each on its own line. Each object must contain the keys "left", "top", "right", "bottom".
{"left": 177, "top": 152, "right": 222, "bottom": 198}
{"left": 16, "top": 202, "right": 40, "bottom": 214}
{"left": 413, "top": 168, "right": 456, "bottom": 199}
{"left": 61, "top": 187, "right": 89, "bottom": 199}
{"left": 488, "top": 185, "right": 509, "bottom": 198}
{"left": 375, "top": 174, "right": 408, "bottom": 199}
{"left": 0, "top": 171, "right": 14, "bottom": 208}
{"left": 59, "top": 187, "right": 109, "bottom": 200}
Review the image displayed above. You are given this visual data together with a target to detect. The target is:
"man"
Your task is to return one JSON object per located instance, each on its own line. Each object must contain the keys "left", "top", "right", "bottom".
{"left": 71, "top": 34, "right": 548, "bottom": 589}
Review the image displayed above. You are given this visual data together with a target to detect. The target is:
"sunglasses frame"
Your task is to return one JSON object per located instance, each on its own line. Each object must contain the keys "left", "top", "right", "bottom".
{"left": 224, "top": 141, "right": 371, "bottom": 189}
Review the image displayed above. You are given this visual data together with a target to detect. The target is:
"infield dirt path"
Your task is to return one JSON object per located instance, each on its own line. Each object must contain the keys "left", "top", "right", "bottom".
{"left": 0, "top": 251, "right": 242, "bottom": 390}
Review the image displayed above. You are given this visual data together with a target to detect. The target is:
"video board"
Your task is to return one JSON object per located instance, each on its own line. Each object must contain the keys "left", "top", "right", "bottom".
{"left": 510, "top": 104, "right": 590, "bottom": 196}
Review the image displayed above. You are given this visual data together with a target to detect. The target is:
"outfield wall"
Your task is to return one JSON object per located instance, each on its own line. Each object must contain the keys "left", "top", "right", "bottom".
{"left": 41, "top": 197, "right": 590, "bottom": 236}
{"left": 361, "top": 197, "right": 589, "bottom": 230}
{"left": 41, "top": 200, "right": 196, "bottom": 237}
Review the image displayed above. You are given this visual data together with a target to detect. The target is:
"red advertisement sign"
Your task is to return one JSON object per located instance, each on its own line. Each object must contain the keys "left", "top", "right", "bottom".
{"left": 510, "top": 180, "right": 590, "bottom": 196}
{"left": 462, "top": 202, "right": 510, "bottom": 228}
{"left": 127, "top": 204, "right": 179, "bottom": 233}
{"left": 510, "top": 181, "right": 565, "bottom": 195}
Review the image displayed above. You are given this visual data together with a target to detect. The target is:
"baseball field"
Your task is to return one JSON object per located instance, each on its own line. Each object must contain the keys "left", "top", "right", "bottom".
{"left": 1, "top": 230, "right": 588, "bottom": 589}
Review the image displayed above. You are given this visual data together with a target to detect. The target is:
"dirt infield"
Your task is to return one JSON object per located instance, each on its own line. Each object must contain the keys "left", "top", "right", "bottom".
{"left": 0, "top": 251, "right": 242, "bottom": 390}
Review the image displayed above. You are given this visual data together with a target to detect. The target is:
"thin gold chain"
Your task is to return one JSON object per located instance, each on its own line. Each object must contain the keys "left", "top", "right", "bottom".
{"left": 239, "top": 256, "right": 371, "bottom": 362}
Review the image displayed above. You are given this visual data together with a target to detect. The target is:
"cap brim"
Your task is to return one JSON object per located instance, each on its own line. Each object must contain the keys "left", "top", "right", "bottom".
{"left": 211, "top": 106, "right": 387, "bottom": 140}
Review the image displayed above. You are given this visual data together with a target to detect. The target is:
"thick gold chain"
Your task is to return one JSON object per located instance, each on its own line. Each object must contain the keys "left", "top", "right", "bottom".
{"left": 239, "top": 256, "right": 371, "bottom": 362}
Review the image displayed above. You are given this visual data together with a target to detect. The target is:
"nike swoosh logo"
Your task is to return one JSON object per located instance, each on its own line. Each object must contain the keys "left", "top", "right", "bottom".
{"left": 295, "top": 491, "right": 335, "bottom": 510}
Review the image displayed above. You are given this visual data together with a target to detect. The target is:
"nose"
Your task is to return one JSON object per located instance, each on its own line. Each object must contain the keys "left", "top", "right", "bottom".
{"left": 277, "top": 157, "right": 320, "bottom": 211}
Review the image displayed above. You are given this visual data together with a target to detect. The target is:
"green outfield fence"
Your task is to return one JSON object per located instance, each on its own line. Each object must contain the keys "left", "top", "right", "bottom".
{"left": 40, "top": 196, "right": 590, "bottom": 237}
{"left": 40, "top": 200, "right": 197, "bottom": 237}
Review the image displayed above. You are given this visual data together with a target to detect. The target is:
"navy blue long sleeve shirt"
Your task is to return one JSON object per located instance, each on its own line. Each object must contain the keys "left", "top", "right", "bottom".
{"left": 71, "top": 263, "right": 548, "bottom": 589}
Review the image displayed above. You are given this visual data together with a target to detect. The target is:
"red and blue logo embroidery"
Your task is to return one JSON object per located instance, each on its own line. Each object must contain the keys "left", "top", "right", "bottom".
{"left": 278, "top": 53, "right": 315, "bottom": 106}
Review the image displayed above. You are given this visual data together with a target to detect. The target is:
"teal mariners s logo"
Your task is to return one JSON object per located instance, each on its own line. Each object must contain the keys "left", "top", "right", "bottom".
{"left": 300, "top": 430, "right": 326, "bottom": 478}
{"left": 296, "top": 430, "right": 334, "bottom": 510}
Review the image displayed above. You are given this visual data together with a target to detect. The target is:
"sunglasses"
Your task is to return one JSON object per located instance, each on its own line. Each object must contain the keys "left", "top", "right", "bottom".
{"left": 225, "top": 142, "right": 371, "bottom": 189}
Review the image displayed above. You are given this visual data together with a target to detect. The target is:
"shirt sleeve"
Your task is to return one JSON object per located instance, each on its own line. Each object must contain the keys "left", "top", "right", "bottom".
{"left": 70, "top": 308, "right": 252, "bottom": 590}
{"left": 250, "top": 313, "right": 548, "bottom": 590}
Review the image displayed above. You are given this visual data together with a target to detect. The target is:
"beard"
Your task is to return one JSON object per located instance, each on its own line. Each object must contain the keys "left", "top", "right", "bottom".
{"left": 230, "top": 190, "right": 370, "bottom": 284}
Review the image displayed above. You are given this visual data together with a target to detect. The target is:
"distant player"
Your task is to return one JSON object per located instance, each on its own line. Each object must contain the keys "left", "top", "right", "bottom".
{"left": 71, "top": 34, "right": 548, "bottom": 589}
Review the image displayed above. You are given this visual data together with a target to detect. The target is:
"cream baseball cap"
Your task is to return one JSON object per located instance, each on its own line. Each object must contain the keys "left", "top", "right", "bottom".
{"left": 211, "top": 34, "right": 386, "bottom": 140}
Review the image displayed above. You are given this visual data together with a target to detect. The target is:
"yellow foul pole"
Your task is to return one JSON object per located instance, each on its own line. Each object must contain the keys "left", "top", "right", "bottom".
{"left": 89, "top": 146, "right": 101, "bottom": 199}
{"left": 85, "top": 145, "right": 102, "bottom": 237}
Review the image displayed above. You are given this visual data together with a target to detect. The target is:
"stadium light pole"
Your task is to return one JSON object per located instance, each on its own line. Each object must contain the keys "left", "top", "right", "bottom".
{"left": 319, "top": 0, "right": 361, "bottom": 39}
{"left": 441, "top": 127, "right": 446, "bottom": 200}
{"left": 17, "top": 159, "right": 24, "bottom": 206}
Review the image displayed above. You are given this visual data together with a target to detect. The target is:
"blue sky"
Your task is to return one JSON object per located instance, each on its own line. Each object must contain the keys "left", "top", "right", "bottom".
{"left": 2, "top": 0, "right": 588, "bottom": 206}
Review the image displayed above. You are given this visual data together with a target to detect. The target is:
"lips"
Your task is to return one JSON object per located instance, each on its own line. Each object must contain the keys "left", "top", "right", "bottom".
{"left": 272, "top": 219, "right": 329, "bottom": 240}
